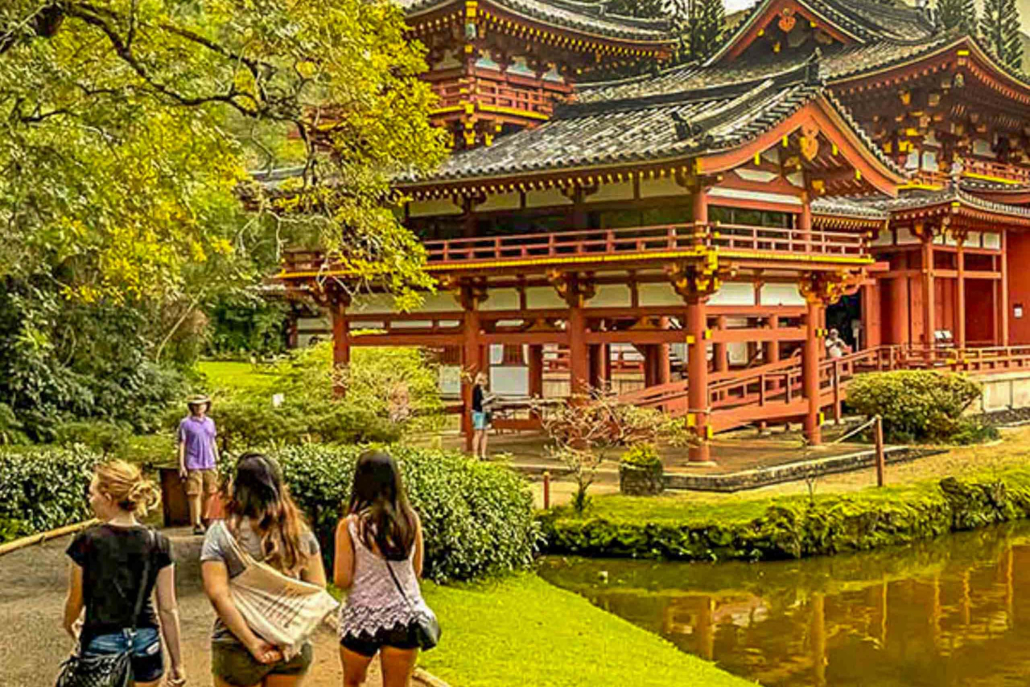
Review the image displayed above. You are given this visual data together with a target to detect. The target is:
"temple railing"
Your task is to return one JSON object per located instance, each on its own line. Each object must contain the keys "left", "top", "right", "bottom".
{"left": 962, "top": 159, "right": 1030, "bottom": 184}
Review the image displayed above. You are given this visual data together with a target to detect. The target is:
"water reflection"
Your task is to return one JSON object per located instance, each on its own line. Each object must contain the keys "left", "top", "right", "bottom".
{"left": 538, "top": 522, "right": 1030, "bottom": 686}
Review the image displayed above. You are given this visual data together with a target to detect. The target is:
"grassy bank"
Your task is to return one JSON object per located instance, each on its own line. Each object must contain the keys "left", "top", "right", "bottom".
{"left": 540, "top": 467, "right": 1030, "bottom": 561}
{"left": 418, "top": 573, "right": 753, "bottom": 687}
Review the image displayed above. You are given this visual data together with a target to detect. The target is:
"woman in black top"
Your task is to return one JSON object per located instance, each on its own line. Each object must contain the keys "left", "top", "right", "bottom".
{"left": 64, "top": 460, "right": 185, "bottom": 686}
{"left": 471, "top": 371, "right": 491, "bottom": 459}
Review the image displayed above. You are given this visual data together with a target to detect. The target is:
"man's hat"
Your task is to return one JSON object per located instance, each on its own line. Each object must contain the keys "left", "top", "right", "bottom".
{"left": 186, "top": 394, "right": 211, "bottom": 409}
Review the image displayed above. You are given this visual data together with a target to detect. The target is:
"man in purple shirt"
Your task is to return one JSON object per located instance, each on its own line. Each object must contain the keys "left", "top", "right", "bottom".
{"left": 178, "top": 394, "right": 219, "bottom": 535}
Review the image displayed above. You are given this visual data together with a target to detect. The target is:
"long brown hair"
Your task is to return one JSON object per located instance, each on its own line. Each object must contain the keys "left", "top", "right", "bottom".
{"left": 225, "top": 452, "right": 308, "bottom": 575}
{"left": 347, "top": 450, "right": 416, "bottom": 561}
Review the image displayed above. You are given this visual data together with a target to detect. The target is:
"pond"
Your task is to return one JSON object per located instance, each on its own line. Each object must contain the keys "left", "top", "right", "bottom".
{"left": 538, "top": 521, "right": 1030, "bottom": 687}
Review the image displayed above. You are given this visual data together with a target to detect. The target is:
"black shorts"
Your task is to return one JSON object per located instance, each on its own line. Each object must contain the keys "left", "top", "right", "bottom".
{"left": 341, "top": 623, "right": 421, "bottom": 658}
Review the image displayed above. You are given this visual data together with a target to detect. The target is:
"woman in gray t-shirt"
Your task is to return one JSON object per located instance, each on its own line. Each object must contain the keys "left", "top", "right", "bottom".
{"left": 200, "top": 453, "right": 325, "bottom": 687}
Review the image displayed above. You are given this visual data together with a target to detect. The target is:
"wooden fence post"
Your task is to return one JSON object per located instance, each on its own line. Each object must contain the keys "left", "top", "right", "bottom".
{"left": 874, "top": 415, "right": 885, "bottom": 487}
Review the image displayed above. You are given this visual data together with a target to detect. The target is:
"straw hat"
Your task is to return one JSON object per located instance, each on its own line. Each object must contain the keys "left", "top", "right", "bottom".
{"left": 186, "top": 394, "right": 211, "bottom": 410}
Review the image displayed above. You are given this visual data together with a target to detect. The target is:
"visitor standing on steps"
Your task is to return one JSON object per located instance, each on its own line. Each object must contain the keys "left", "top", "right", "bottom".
{"left": 201, "top": 452, "right": 328, "bottom": 687}
{"left": 471, "top": 371, "right": 494, "bottom": 460}
{"left": 335, "top": 450, "right": 440, "bottom": 687}
{"left": 179, "top": 393, "right": 220, "bottom": 536}
{"left": 62, "top": 460, "right": 186, "bottom": 687}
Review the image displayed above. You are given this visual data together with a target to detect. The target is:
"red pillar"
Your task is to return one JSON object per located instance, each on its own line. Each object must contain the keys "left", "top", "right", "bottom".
{"left": 1002, "top": 229, "right": 1010, "bottom": 345}
{"left": 687, "top": 298, "right": 711, "bottom": 463}
{"left": 568, "top": 301, "right": 589, "bottom": 399}
{"left": 765, "top": 315, "right": 780, "bottom": 363}
{"left": 956, "top": 246, "right": 966, "bottom": 348}
{"left": 890, "top": 268, "right": 909, "bottom": 346}
{"left": 657, "top": 317, "right": 672, "bottom": 385}
{"left": 330, "top": 297, "right": 350, "bottom": 397}
{"left": 799, "top": 194, "right": 812, "bottom": 252}
{"left": 803, "top": 299, "right": 823, "bottom": 445}
{"left": 461, "top": 301, "right": 481, "bottom": 452}
{"left": 528, "top": 345, "right": 543, "bottom": 398}
{"left": 714, "top": 315, "right": 729, "bottom": 372}
{"left": 922, "top": 239, "right": 936, "bottom": 346}
{"left": 862, "top": 282, "right": 882, "bottom": 349}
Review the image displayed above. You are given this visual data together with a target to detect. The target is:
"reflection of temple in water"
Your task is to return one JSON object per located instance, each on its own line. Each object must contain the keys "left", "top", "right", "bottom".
{"left": 576, "top": 540, "right": 1030, "bottom": 687}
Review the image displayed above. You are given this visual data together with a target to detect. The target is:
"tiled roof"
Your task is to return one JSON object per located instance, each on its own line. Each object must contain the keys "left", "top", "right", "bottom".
{"left": 398, "top": 59, "right": 904, "bottom": 185}
{"left": 707, "top": 0, "right": 936, "bottom": 65}
{"left": 860, "top": 186, "right": 1030, "bottom": 219}
{"left": 398, "top": 0, "right": 674, "bottom": 42}
{"left": 812, "top": 196, "right": 889, "bottom": 220}
{"left": 959, "top": 178, "right": 1030, "bottom": 194}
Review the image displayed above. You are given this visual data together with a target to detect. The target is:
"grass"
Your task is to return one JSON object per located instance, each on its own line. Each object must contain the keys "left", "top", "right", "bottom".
{"left": 196, "top": 360, "right": 277, "bottom": 395}
{"left": 417, "top": 573, "right": 754, "bottom": 687}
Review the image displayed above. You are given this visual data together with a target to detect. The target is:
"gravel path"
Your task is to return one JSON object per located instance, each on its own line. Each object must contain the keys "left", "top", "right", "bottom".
{"left": 0, "top": 528, "right": 394, "bottom": 687}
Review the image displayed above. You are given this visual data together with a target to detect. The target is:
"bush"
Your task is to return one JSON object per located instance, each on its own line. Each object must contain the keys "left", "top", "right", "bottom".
{"left": 620, "top": 443, "right": 661, "bottom": 468}
{"left": 0, "top": 446, "right": 100, "bottom": 543}
{"left": 847, "top": 371, "right": 983, "bottom": 443}
{"left": 266, "top": 444, "right": 540, "bottom": 582}
{"left": 53, "top": 421, "right": 133, "bottom": 457}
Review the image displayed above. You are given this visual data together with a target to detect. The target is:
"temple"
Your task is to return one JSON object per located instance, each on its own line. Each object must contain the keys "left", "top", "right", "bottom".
{"left": 277, "top": 0, "right": 1030, "bottom": 461}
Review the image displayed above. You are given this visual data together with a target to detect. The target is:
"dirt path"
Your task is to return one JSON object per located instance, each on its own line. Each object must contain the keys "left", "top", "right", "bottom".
{"left": 0, "top": 528, "right": 399, "bottom": 687}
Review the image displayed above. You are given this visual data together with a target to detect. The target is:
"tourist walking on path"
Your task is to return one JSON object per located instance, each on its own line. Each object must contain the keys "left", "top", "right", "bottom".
{"left": 335, "top": 450, "right": 439, "bottom": 687}
{"left": 179, "top": 393, "right": 220, "bottom": 535}
{"left": 471, "top": 372, "right": 493, "bottom": 460}
{"left": 201, "top": 452, "right": 328, "bottom": 687}
{"left": 62, "top": 460, "right": 186, "bottom": 687}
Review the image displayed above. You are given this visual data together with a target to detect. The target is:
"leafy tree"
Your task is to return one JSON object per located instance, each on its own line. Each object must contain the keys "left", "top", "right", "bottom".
{"left": 936, "top": 0, "right": 978, "bottom": 35}
{"left": 980, "top": 0, "right": 1023, "bottom": 70}
{"left": 665, "top": 0, "right": 726, "bottom": 62}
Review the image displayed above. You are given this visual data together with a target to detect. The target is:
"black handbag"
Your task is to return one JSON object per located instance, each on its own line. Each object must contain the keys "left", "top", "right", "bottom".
{"left": 55, "top": 530, "right": 154, "bottom": 687}
{"left": 385, "top": 560, "right": 441, "bottom": 651}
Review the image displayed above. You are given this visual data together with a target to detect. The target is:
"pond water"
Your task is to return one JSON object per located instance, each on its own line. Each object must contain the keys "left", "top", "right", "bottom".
{"left": 538, "top": 522, "right": 1030, "bottom": 687}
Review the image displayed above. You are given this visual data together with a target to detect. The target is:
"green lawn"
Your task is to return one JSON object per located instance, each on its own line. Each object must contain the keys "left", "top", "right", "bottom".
{"left": 418, "top": 573, "right": 754, "bottom": 687}
{"left": 196, "top": 360, "right": 277, "bottom": 395}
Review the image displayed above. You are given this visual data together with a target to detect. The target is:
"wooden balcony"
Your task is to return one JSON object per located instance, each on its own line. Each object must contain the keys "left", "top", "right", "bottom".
{"left": 280, "top": 222, "right": 869, "bottom": 280}
{"left": 962, "top": 159, "right": 1030, "bottom": 184}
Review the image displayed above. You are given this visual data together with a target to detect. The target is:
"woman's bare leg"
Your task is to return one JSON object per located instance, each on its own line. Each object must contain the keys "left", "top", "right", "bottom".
{"left": 265, "top": 673, "right": 305, "bottom": 686}
{"left": 340, "top": 646, "right": 375, "bottom": 687}
{"left": 380, "top": 646, "right": 418, "bottom": 687}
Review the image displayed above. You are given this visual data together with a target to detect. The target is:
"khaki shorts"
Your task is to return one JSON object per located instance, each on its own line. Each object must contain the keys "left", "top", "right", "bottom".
{"left": 185, "top": 468, "right": 219, "bottom": 496}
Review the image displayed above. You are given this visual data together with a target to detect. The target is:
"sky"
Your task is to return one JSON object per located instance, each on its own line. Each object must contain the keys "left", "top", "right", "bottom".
{"left": 721, "top": 0, "right": 1030, "bottom": 32}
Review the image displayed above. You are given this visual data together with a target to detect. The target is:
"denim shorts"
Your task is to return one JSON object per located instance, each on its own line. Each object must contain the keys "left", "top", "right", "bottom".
{"left": 83, "top": 627, "right": 163, "bottom": 683}
{"left": 472, "top": 411, "right": 488, "bottom": 430}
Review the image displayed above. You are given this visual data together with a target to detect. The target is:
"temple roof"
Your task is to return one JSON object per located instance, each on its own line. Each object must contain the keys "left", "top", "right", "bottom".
{"left": 821, "top": 186, "right": 1030, "bottom": 220}
{"left": 812, "top": 196, "right": 889, "bottom": 220}
{"left": 398, "top": 0, "right": 674, "bottom": 42}
{"left": 708, "top": 0, "right": 937, "bottom": 64}
{"left": 397, "top": 59, "right": 903, "bottom": 186}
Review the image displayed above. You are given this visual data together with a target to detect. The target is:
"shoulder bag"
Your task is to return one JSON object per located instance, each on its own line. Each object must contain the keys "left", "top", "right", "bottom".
{"left": 385, "top": 560, "right": 441, "bottom": 651}
{"left": 55, "top": 530, "right": 154, "bottom": 687}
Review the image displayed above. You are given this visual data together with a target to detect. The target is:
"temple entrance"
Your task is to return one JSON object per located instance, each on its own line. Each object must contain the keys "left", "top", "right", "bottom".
{"left": 826, "top": 293, "right": 861, "bottom": 350}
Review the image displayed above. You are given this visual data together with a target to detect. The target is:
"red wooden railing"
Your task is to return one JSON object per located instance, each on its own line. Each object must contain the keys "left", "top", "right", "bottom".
{"left": 962, "top": 159, "right": 1030, "bottom": 184}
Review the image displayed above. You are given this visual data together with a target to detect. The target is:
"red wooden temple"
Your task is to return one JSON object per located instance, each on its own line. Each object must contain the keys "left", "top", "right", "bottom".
{"left": 277, "top": 0, "right": 1030, "bottom": 462}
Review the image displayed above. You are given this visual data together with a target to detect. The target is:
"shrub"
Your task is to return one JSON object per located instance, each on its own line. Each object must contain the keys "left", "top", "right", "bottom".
{"left": 53, "top": 421, "right": 133, "bottom": 457}
{"left": 266, "top": 444, "right": 540, "bottom": 582}
{"left": 847, "top": 371, "right": 983, "bottom": 443}
{"left": 620, "top": 443, "right": 661, "bottom": 468}
{"left": 0, "top": 446, "right": 100, "bottom": 543}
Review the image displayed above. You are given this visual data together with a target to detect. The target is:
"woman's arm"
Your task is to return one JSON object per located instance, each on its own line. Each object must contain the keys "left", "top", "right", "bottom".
{"left": 333, "top": 516, "right": 355, "bottom": 590}
{"left": 413, "top": 511, "right": 424, "bottom": 579}
{"left": 63, "top": 563, "right": 84, "bottom": 638}
{"left": 201, "top": 560, "right": 281, "bottom": 663}
{"left": 301, "top": 547, "right": 327, "bottom": 588}
{"left": 154, "top": 565, "right": 185, "bottom": 682}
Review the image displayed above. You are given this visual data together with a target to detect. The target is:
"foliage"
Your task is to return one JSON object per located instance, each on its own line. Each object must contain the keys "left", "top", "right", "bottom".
{"left": 0, "top": 445, "right": 100, "bottom": 543}
{"left": 266, "top": 444, "right": 540, "bottom": 582}
{"left": 539, "top": 471, "right": 1030, "bottom": 562}
{"left": 846, "top": 371, "right": 983, "bottom": 443}
{"left": 534, "top": 391, "right": 669, "bottom": 514}
{"left": 620, "top": 443, "right": 662, "bottom": 468}
{"left": 936, "top": 0, "right": 978, "bottom": 35}
{"left": 52, "top": 421, "right": 177, "bottom": 465}
{"left": 205, "top": 294, "right": 290, "bottom": 358}
{"left": 980, "top": 0, "right": 1024, "bottom": 70}
{"left": 416, "top": 574, "right": 754, "bottom": 687}
{"left": 0, "top": 403, "right": 28, "bottom": 446}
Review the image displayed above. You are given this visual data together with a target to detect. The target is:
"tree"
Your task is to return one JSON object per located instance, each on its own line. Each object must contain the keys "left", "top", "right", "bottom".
{"left": 936, "top": 0, "right": 978, "bottom": 36}
{"left": 666, "top": 0, "right": 726, "bottom": 62}
{"left": 0, "top": 1, "right": 447, "bottom": 436}
{"left": 980, "top": 0, "right": 1023, "bottom": 70}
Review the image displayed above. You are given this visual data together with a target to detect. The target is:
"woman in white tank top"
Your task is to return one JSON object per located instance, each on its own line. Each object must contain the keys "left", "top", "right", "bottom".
{"left": 334, "top": 450, "right": 437, "bottom": 687}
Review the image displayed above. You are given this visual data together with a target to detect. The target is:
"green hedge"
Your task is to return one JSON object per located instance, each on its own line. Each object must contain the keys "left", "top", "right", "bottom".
{"left": 846, "top": 370, "right": 986, "bottom": 443}
{"left": 0, "top": 446, "right": 100, "bottom": 543}
{"left": 260, "top": 444, "right": 540, "bottom": 582}
{"left": 539, "top": 472, "right": 1030, "bottom": 562}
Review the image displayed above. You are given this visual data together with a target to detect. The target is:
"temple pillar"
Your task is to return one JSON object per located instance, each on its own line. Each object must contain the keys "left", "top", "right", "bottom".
{"left": 528, "top": 345, "right": 544, "bottom": 398}
{"left": 597, "top": 343, "right": 610, "bottom": 391}
{"left": 799, "top": 193, "right": 812, "bottom": 252}
{"left": 461, "top": 293, "right": 481, "bottom": 452}
{"left": 922, "top": 238, "right": 935, "bottom": 346}
{"left": 1002, "top": 229, "right": 1010, "bottom": 345}
{"left": 765, "top": 315, "right": 780, "bottom": 363}
{"left": 568, "top": 300, "right": 589, "bottom": 399}
{"left": 714, "top": 315, "right": 729, "bottom": 372}
{"left": 330, "top": 295, "right": 350, "bottom": 397}
{"left": 804, "top": 298, "right": 823, "bottom": 445}
{"left": 862, "top": 282, "right": 881, "bottom": 349}
{"left": 890, "top": 269, "right": 909, "bottom": 345}
{"left": 642, "top": 345, "right": 657, "bottom": 387}
{"left": 687, "top": 297, "right": 711, "bottom": 462}
{"left": 956, "top": 245, "right": 966, "bottom": 348}
{"left": 657, "top": 317, "right": 672, "bottom": 385}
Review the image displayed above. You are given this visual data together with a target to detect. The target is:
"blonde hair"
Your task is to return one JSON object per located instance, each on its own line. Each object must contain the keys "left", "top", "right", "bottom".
{"left": 94, "top": 460, "right": 161, "bottom": 516}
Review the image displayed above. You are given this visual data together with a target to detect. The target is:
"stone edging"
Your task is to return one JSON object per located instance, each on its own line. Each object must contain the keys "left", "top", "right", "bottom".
{"left": 0, "top": 519, "right": 99, "bottom": 558}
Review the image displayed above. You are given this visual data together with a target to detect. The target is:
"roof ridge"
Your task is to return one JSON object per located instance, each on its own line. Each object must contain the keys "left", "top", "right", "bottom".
{"left": 575, "top": 62, "right": 702, "bottom": 94}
